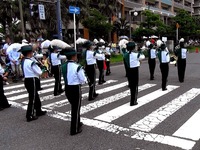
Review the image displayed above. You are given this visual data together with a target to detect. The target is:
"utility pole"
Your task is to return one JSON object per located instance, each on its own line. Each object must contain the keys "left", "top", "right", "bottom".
{"left": 56, "top": 0, "right": 63, "bottom": 40}
{"left": 19, "top": 0, "right": 25, "bottom": 39}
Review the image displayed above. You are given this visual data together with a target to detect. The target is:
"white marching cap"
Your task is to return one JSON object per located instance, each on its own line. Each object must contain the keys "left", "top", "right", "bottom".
{"left": 179, "top": 38, "right": 184, "bottom": 43}
{"left": 99, "top": 38, "right": 105, "bottom": 44}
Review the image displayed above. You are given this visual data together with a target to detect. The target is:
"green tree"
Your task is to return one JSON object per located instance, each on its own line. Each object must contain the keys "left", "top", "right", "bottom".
{"left": 82, "top": 9, "right": 113, "bottom": 39}
{"left": 172, "top": 9, "right": 196, "bottom": 37}
{"left": 113, "top": 18, "right": 130, "bottom": 36}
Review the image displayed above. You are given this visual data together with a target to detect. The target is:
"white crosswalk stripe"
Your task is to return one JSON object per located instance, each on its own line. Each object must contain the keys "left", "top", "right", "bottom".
{"left": 130, "top": 88, "right": 200, "bottom": 132}
{"left": 94, "top": 85, "right": 179, "bottom": 122}
{"left": 5, "top": 78, "right": 200, "bottom": 150}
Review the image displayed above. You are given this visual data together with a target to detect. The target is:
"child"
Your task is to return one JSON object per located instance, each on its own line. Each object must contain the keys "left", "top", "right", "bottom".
{"left": 41, "top": 54, "right": 50, "bottom": 78}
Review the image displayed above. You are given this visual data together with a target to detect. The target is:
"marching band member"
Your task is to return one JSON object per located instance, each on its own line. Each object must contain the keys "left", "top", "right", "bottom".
{"left": 96, "top": 45, "right": 106, "bottom": 84}
{"left": 0, "top": 62, "right": 11, "bottom": 111}
{"left": 61, "top": 48, "right": 87, "bottom": 135}
{"left": 148, "top": 44, "right": 157, "bottom": 80}
{"left": 20, "top": 45, "right": 46, "bottom": 122}
{"left": 124, "top": 42, "right": 145, "bottom": 106}
{"left": 175, "top": 38, "right": 187, "bottom": 83}
{"left": 84, "top": 41, "right": 104, "bottom": 101}
{"left": 105, "top": 45, "right": 111, "bottom": 76}
{"left": 49, "top": 45, "right": 66, "bottom": 96}
{"left": 157, "top": 43, "right": 170, "bottom": 91}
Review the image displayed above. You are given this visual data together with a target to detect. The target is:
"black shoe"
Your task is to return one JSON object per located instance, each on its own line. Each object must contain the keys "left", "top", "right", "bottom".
{"left": 0, "top": 107, "right": 5, "bottom": 111}
{"left": 70, "top": 128, "right": 82, "bottom": 136}
{"left": 98, "top": 82, "right": 103, "bottom": 85}
{"left": 88, "top": 97, "right": 95, "bottom": 101}
{"left": 79, "top": 122, "right": 83, "bottom": 127}
{"left": 93, "top": 93, "right": 99, "bottom": 98}
{"left": 3, "top": 104, "right": 11, "bottom": 108}
{"left": 36, "top": 111, "right": 47, "bottom": 116}
{"left": 150, "top": 77, "right": 154, "bottom": 80}
{"left": 162, "top": 88, "right": 167, "bottom": 91}
{"left": 130, "top": 102, "right": 138, "bottom": 106}
{"left": 27, "top": 116, "right": 38, "bottom": 122}
{"left": 59, "top": 89, "right": 64, "bottom": 94}
{"left": 102, "top": 80, "right": 106, "bottom": 83}
{"left": 38, "top": 88, "right": 43, "bottom": 91}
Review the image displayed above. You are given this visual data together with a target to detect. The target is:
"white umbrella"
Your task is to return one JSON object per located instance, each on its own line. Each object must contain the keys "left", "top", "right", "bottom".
{"left": 156, "top": 40, "right": 163, "bottom": 47}
{"left": 41, "top": 40, "right": 51, "bottom": 49}
{"left": 99, "top": 38, "right": 105, "bottom": 44}
{"left": 118, "top": 39, "right": 129, "bottom": 47}
{"left": 7, "top": 43, "right": 22, "bottom": 54}
{"left": 51, "top": 39, "right": 71, "bottom": 49}
{"left": 119, "top": 36, "right": 129, "bottom": 40}
{"left": 93, "top": 39, "right": 99, "bottom": 44}
{"left": 142, "top": 36, "right": 148, "bottom": 39}
{"left": 146, "top": 40, "right": 151, "bottom": 47}
{"left": 150, "top": 35, "right": 158, "bottom": 39}
{"left": 76, "top": 38, "right": 88, "bottom": 44}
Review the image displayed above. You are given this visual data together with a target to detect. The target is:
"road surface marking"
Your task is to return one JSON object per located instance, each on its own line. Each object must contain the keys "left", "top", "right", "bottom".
{"left": 94, "top": 85, "right": 179, "bottom": 122}
{"left": 65, "top": 84, "right": 156, "bottom": 115}
{"left": 130, "top": 88, "right": 200, "bottom": 132}
{"left": 173, "top": 108, "right": 200, "bottom": 141}
{"left": 22, "top": 81, "right": 128, "bottom": 104}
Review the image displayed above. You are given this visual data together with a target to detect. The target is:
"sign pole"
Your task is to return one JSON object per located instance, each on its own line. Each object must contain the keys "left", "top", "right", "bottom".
{"left": 176, "top": 28, "right": 178, "bottom": 42}
{"left": 56, "top": 0, "right": 63, "bottom": 40}
{"left": 74, "top": 13, "right": 77, "bottom": 50}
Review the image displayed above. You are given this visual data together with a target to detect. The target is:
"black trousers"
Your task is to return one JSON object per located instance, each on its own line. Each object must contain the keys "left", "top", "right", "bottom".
{"left": 24, "top": 78, "right": 42, "bottom": 118}
{"left": 97, "top": 60, "right": 105, "bottom": 83}
{"left": 106, "top": 61, "right": 111, "bottom": 75}
{"left": 0, "top": 76, "right": 10, "bottom": 108}
{"left": 148, "top": 58, "right": 156, "bottom": 79}
{"left": 127, "top": 67, "right": 139, "bottom": 105}
{"left": 123, "top": 58, "right": 128, "bottom": 77}
{"left": 177, "top": 58, "right": 186, "bottom": 82}
{"left": 51, "top": 65, "right": 62, "bottom": 95}
{"left": 85, "top": 64, "right": 96, "bottom": 99}
{"left": 65, "top": 85, "right": 82, "bottom": 135}
{"left": 160, "top": 63, "right": 169, "bottom": 90}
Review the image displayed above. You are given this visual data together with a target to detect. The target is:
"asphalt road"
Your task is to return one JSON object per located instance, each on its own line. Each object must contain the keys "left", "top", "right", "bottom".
{"left": 1, "top": 53, "right": 200, "bottom": 150}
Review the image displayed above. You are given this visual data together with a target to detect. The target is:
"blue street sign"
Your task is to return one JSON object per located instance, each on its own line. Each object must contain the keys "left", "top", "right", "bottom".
{"left": 69, "top": 6, "right": 80, "bottom": 14}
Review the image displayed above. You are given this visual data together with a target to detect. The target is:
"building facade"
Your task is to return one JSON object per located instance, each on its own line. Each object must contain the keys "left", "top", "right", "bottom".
{"left": 117, "top": 0, "right": 194, "bottom": 25}
{"left": 193, "top": 0, "right": 200, "bottom": 15}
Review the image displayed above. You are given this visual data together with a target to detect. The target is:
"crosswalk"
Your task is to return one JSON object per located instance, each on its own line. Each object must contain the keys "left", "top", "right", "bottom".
{"left": 4, "top": 78, "right": 200, "bottom": 150}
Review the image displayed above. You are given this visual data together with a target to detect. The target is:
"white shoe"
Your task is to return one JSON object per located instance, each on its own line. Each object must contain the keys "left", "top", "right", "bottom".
{"left": 5, "top": 82, "right": 9, "bottom": 85}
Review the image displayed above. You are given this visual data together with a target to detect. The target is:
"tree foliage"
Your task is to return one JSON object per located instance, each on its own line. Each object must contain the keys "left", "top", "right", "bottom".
{"left": 172, "top": 9, "right": 196, "bottom": 37}
{"left": 113, "top": 18, "right": 130, "bottom": 36}
{"left": 82, "top": 9, "right": 113, "bottom": 39}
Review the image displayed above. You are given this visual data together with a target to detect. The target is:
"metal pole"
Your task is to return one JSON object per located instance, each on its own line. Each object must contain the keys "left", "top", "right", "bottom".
{"left": 176, "top": 28, "right": 178, "bottom": 42}
{"left": 129, "top": 11, "right": 131, "bottom": 40}
{"left": 19, "top": 0, "right": 25, "bottom": 39}
{"left": 74, "top": 13, "right": 77, "bottom": 50}
{"left": 56, "top": 0, "right": 63, "bottom": 40}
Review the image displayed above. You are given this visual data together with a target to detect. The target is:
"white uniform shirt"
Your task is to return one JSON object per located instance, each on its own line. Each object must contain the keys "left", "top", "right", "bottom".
{"left": 130, "top": 52, "right": 145, "bottom": 68}
{"left": 3, "top": 43, "right": 10, "bottom": 55}
{"left": 150, "top": 49, "right": 157, "bottom": 59}
{"left": 0, "top": 64, "right": 5, "bottom": 76}
{"left": 181, "top": 48, "right": 187, "bottom": 59}
{"left": 66, "top": 62, "right": 87, "bottom": 85}
{"left": 9, "top": 50, "right": 21, "bottom": 65}
{"left": 51, "top": 53, "right": 66, "bottom": 66}
{"left": 96, "top": 49, "right": 105, "bottom": 61}
{"left": 86, "top": 50, "right": 104, "bottom": 65}
{"left": 23, "top": 59, "right": 42, "bottom": 78}
{"left": 161, "top": 50, "right": 170, "bottom": 63}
